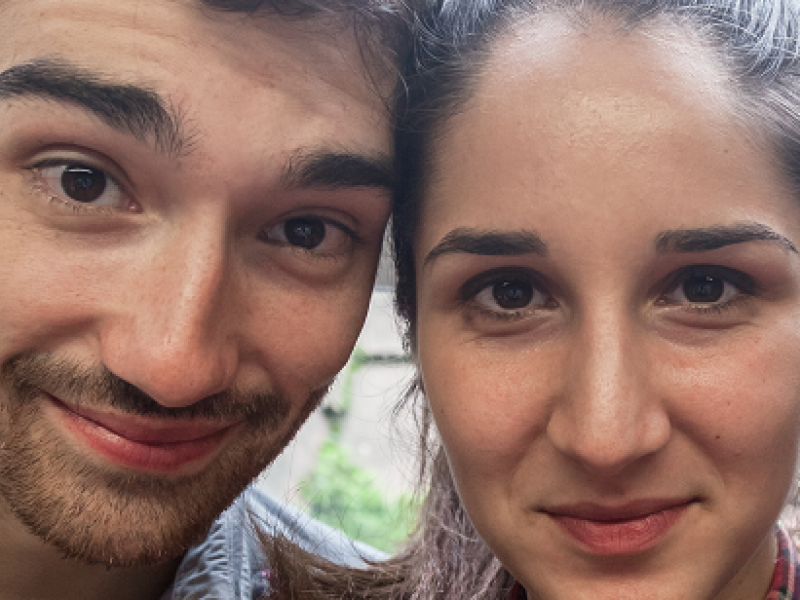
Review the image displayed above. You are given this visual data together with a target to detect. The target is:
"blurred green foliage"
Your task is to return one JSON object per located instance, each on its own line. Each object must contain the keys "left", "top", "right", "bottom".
{"left": 299, "top": 439, "right": 417, "bottom": 553}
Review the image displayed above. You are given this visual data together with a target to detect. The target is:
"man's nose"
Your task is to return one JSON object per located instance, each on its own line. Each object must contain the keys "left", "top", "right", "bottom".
{"left": 99, "top": 222, "right": 239, "bottom": 408}
{"left": 546, "top": 308, "right": 671, "bottom": 476}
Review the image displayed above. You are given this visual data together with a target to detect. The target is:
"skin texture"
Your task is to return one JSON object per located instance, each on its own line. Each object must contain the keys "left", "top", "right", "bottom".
{"left": 0, "top": 1, "right": 392, "bottom": 599}
{"left": 415, "top": 15, "right": 800, "bottom": 600}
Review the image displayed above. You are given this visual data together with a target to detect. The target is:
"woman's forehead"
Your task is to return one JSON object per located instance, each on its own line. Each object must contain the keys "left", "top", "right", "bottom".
{"left": 417, "top": 13, "right": 798, "bottom": 260}
{"left": 486, "top": 8, "right": 729, "bottom": 79}
{"left": 475, "top": 12, "right": 737, "bottom": 134}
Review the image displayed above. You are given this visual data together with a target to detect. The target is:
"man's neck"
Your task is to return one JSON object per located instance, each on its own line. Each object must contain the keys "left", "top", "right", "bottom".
{"left": 0, "top": 501, "right": 181, "bottom": 600}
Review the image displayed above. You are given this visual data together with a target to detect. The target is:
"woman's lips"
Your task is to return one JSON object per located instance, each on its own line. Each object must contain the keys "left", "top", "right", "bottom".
{"left": 49, "top": 396, "right": 238, "bottom": 474}
{"left": 546, "top": 500, "right": 694, "bottom": 555}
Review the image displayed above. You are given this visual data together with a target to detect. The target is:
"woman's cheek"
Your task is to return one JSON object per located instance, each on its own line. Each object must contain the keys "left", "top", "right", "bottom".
{"left": 424, "top": 340, "right": 561, "bottom": 475}
{"left": 662, "top": 324, "right": 800, "bottom": 471}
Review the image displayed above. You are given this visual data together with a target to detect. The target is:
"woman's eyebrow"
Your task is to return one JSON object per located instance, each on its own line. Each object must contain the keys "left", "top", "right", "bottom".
{"left": 424, "top": 227, "right": 548, "bottom": 267}
{"left": 654, "top": 223, "right": 797, "bottom": 253}
{"left": 0, "top": 57, "right": 189, "bottom": 157}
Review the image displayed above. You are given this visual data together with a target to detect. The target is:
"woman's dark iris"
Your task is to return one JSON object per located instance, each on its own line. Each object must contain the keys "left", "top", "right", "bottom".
{"left": 492, "top": 280, "right": 533, "bottom": 309}
{"left": 285, "top": 217, "right": 326, "bottom": 249}
{"left": 683, "top": 274, "right": 724, "bottom": 303}
{"left": 61, "top": 165, "right": 107, "bottom": 203}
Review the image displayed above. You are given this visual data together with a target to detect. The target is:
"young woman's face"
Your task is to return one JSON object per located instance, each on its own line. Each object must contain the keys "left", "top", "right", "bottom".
{"left": 414, "top": 16, "right": 800, "bottom": 600}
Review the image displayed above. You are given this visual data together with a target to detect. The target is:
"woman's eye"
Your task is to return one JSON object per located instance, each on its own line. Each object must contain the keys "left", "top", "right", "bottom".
{"left": 263, "top": 216, "right": 353, "bottom": 254}
{"left": 660, "top": 267, "right": 754, "bottom": 309}
{"left": 472, "top": 275, "right": 551, "bottom": 315}
{"left": 38, "top": 162, "right": 126, "bottom": 208}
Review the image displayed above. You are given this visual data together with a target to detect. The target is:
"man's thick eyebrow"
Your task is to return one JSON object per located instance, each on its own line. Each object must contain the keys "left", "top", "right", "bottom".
{"left": 0, "top": 58, "right": 189, "bottom": 156}
{"left": 281, "top": 151, "right": 394, "bottom": 192}
{"left": 655, "top": 223, "right": 797, "bottom": 253}
{"left": 424, "top": 228, "right": 548, "bottom": 267}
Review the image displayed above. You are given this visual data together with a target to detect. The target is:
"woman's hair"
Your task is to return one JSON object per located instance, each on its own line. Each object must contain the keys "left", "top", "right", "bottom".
{"left": 262, "top": 1, "right": 800, "bottom": 598}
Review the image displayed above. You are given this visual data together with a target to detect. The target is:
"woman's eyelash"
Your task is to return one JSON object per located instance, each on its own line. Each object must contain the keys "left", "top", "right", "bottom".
{"left": 680, "top": 294, "right": 752, "bottom": 315}
{"left": 471, "top": 304, "right": 536, "bottom": 322}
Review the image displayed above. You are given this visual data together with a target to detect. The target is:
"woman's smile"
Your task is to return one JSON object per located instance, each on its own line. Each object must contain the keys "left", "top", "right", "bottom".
{"left": 543, "top": 499, "right": 697, "bottom": 556}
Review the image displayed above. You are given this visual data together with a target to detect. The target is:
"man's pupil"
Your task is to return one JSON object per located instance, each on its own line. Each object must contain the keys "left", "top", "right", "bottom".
{"left": 62, "top": 165, "right": 107, "bottom": 203}
{"left": 285, "top": 218, "right": 325, "bottom": 249}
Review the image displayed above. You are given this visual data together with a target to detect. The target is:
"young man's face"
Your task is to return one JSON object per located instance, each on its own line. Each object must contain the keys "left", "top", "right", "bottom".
{"left": 0, "top": 0, "right": 393, "bottom": 566}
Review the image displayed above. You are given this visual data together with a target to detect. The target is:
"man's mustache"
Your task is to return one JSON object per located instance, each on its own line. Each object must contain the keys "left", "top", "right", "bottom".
{"left": 0, "top": 352, "right": 294, "bottom": 430}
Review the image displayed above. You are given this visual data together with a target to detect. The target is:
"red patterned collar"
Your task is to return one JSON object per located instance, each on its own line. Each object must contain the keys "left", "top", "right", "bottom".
{"left": 766, "top": 525, "right": 799, "bottom": 599}
{"left": 509, "top": 581, "right": 526, "bottom": 600}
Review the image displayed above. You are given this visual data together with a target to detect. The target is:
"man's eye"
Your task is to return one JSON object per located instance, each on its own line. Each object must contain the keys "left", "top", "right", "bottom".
{"left": 61, "top": 165, "right": 106, "bottom": 203}
{"left": 38, "top": 162, "right": 125, "bottom": 208}
{"left": 263, "top": 216, "right": 353, "bottom": 254}
{"left": 284, "top": 217, "right": 326, "bottom": 249}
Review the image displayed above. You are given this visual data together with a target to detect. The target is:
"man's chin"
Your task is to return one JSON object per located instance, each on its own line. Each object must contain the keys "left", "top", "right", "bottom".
{"left": 0, "top": 407, "right": 281, "bottom": 567}
{"left": 0, "top": 352, "right": 326, "bottom": 567}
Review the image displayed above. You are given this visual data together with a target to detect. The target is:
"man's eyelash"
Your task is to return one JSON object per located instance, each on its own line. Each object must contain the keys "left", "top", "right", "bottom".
{"left": 45, "top": 194, "right": 114, "bottom": 215}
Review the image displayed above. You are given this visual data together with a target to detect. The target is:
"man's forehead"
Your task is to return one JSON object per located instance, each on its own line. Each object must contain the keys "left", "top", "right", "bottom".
{"left": 0, "top": 0, "right": 390, "bottom": 95}
{"left": 0, "top": 0, "right": 392, "bottom": 142}
{"left": 0, "top": 0, "right": 394, "bottom": 197}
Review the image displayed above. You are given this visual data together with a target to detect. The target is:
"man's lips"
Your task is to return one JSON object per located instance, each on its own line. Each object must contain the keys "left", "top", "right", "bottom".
{"left": 56, "top": 399, "right": 235, "bottom": 443}
{"left": 544, "top": 499, "right": 696, "bottom": 555}
{"left": 48, "top": 396, "right": 239, "bottom": 473}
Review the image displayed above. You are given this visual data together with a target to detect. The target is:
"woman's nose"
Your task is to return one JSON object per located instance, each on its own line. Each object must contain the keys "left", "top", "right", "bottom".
{"left": 546, "top": 309, "right": 671, "bottom": 476}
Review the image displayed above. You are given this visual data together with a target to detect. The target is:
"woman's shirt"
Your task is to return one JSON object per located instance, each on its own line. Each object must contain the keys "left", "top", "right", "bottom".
{"left": 769, "top": 526, "right": 800, "bottom": 599}
{"left": 509, "top": 526, "right": 800, "bottom": 600}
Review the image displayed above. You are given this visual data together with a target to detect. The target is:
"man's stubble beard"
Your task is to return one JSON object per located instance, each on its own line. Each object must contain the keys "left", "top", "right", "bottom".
{"left": 0, "top": 352, "right": 325, "bottom": 567}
